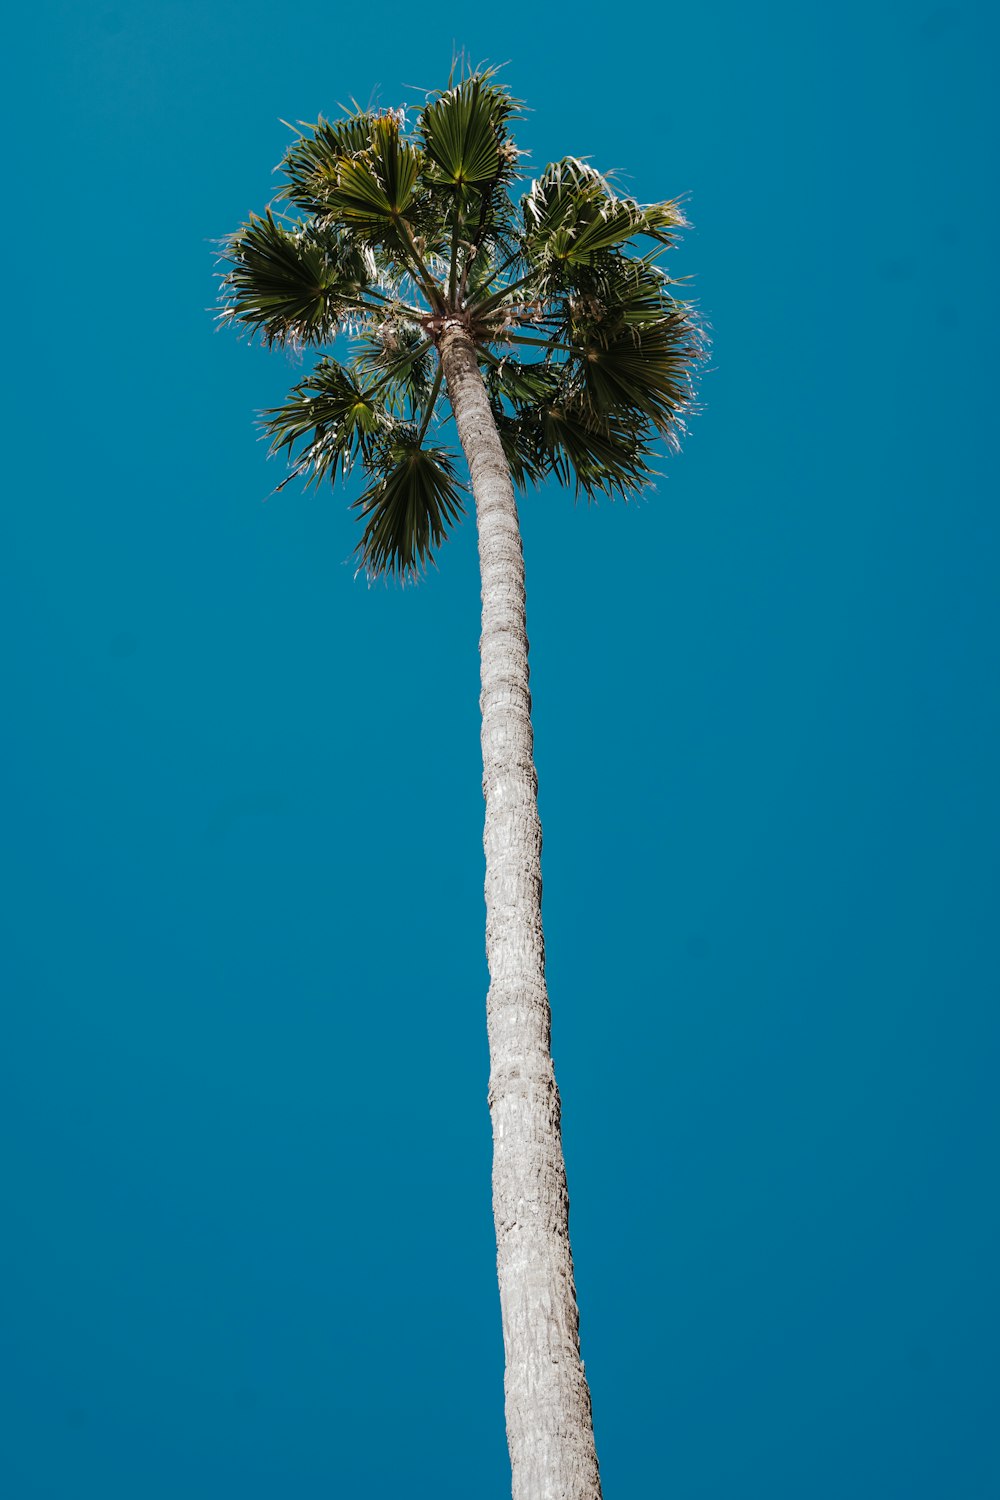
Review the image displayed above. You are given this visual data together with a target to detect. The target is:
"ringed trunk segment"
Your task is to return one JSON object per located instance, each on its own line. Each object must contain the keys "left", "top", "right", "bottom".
{"left": 438, "top": 322, "right": 602, "bottom": 1500}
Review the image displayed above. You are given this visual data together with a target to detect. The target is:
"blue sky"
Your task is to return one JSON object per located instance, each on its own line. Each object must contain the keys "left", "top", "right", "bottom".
{"left": 3, "top": 3, "right": 998, "bottom": 1496}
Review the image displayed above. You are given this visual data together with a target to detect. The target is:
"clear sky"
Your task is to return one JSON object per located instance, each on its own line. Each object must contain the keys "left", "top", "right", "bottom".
{"left": 3, "top": 3, "right": 997, "bottom": 1497}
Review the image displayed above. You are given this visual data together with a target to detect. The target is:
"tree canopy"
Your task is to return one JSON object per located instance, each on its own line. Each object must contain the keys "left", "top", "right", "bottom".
{"left": 219, "top": 68, "right": 704, "bottom": 579}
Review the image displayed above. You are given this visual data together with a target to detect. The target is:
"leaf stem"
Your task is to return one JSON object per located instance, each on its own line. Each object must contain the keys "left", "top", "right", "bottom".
{"left": 469, "top": 248, "right": 521, "bottom": 300}
{"left": 365, "top": 337, "right": 435, "bottom": 398}
{"left": 501, "top": 333, "right": 574, "bottom": 352}
{"left": 396, "top": 218, "right": 445, "bottom": 313}
{"left": 447, "top": 201, "right": 464, "bottom": 307}
{"left": 472, "top": 271, "right": 540, "bottom": 318}
{"left": 416, "top": 361, "right": 444, "bottom": 443}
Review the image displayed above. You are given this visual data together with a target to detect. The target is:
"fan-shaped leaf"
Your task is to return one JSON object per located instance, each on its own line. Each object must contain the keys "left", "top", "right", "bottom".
{"left": 321, "top": 114, "right": 422, "bottom": 228}
{"left": 573, "top": 310, "right": 702, "bottom": 432}
{"left": 263, "top": 359, "right": 385, "bottom": 485}
{"left": 353, "top": 437, "right": 465, "bottom": 578}
{"left": 492, "top": 410, "right": 548, "bottom": 491}
{"left": 520, "top": 399, "right": 658, "bottom": 499}
{"left": 220, "top": 211, "right": 364, "bottom": 346}
{"left": 523, "top": 159, "right": 684, "bottom": 273}
{"left": 564, "top": 256, "right": 677, "bottom": 333}
{"left": 419, "top": 73, "right": 518, "bottom": 187}
{"left": 485, "top": 357, "right": 562, "bottom": 410}
{"left": 279, "top": 111, "right": 381, "bottom": 212}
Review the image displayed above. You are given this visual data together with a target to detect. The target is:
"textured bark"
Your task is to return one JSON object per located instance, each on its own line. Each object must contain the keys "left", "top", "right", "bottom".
{"left": 439, "top": 322, "right": 602, "bottom": 1500}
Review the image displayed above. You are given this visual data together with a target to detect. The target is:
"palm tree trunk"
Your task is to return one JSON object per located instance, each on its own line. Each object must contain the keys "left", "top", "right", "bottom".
{"left": 438, "top": 322, "right": 603, "bottom": 1500}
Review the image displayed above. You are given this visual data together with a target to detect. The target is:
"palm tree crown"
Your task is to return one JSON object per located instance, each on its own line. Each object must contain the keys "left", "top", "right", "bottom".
{"left": 220, "top": 68, "right": 703, "bottom": 577}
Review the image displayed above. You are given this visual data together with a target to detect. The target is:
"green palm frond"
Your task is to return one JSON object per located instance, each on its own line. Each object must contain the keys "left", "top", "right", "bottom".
{"left": 418, "top": 72, "right": 520, "bottom": 188}
{"left": 520, "top": 399, "right": 659, "bottom": 499}
{"left": 491, "top": 409, "right": 549, "bottom": 491}
{"left": 546, "top": 407, "right": 657, "bottom": 498}
{"left": 355, "top": 324, "right": 436, "bottom": 414}
{"left": 484, "top": 357, "right": 562, "bottom": 409}
{"left": 563, "top": 256, "right": 678, "bottom": 334}
{"left": 353, "top": 435, "right": 465, "bottom": 578}
{"left": 281, "top": 110, "right": 447, "bottom": 299}
{"left": 220, "top": 211, "right": 368, "bottom": 346}
{"left": 460, "top": 180, "right": 524, "bottom": 283}
{"left": 263, "top": 359, "right": 385, "bottom": 485}
{"left": 571, "top": 311, "right": 702, "bottom": 434}
{"left": 481, "top": 358, "right": 559, "bottom": 490}
{"left": 522, "top": 159, "right": 685, "bottom": 276}
{"left": 322, "top": 114, "right": 422, "bottom": 229}
{"left": 461, "top": 237, "right": 528, "bottom": 311}
{"left": 280, "top": 110, "right": 431, "bottom": 274}
{"left": 483, "top": 344, "right": 662, "bottom": 496}
{"left": 278, "top": 110, "right": 381, "bottom": 212}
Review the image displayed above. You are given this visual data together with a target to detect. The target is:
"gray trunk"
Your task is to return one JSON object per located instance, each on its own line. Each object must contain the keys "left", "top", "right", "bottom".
{"left": 439, "top": 322, "right": 603, "bottom": 1500}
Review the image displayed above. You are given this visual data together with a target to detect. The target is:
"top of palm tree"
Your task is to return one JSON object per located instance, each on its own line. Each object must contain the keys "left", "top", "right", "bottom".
{"left": 219, "top": 66, "right": 704, "bottom": 579}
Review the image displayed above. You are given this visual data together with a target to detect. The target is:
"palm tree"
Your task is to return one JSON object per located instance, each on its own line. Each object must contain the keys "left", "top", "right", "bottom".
{"left": 220, "top": 68, "right": 701, "bottom": 1500}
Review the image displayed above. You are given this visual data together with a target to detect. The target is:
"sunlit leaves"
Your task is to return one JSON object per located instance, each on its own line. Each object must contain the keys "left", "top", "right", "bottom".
{"left": 263, "top": 360, "right": 383, "bottom": 485}
{"left": 279, "top": 111, "right": 381, "bottom": 213}
{"left": 278, "top": 110, "right": 424, "bottom": 268}
{"left": 522, "top": 159, "right": 684, "bottom": 278}
{"left": 220, "top": 211, "right": 364, "bottom": 346}
{"left": 353, "top": 436, "right": 465, "bottom": 578}
{"left": 418, "top": 72, "right": 519, "bottom": 187}
{"left": 321, "top": 115, "right": 422, "bottom": 229}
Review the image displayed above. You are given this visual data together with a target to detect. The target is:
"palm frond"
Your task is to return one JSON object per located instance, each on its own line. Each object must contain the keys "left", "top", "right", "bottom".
{"left": 517, "top": 398, "right": 658, "bottom": 499}
{"left": 570, "top": 309, "right": 703, "bottom": 434}
{"left": 263, "top": 359, "right": 385, "bottom": 485}
{"left": 321, "top": 113, "right": 422, "bottom": 229}
{"left": 354, "top": 324, "right": 436, "bottom": 414}
{"left": 480, "top": 357, "right": 557, "bottom": 489}
{"left": 353, "top": 435, "right": 465, "bottom": 578}
{"left": 458, "top": 180, "right": 524, "bottom": 297}
{"left": 482, "top": 343, "right": 660, "bottom": 495}
{"left": 278, "top": 110, "right": 381, "bottom": 212}
{"left": 562, "top": 256, "right": 678, "bottom": 334}
{"left": 522, "top": 159, "right": 685, "bottom": 277}
{"left": 278, "top": 109, "right": 428, "bottom": 264}
{"left": 547, "top": 406, "right": 657, "bottom": 498}
{"left": 219, "top": 211, "right": 370, "bottom": 346}
{"left": 484, "top": 357, "right": 562, "bottom": 409}
{"left": 491, "top": 409, "right": 549, "bottom": 491}
{"left": 418, "top": 71, "right": 521, "bottom": 188}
